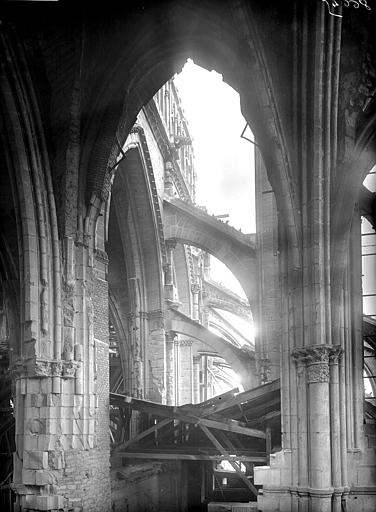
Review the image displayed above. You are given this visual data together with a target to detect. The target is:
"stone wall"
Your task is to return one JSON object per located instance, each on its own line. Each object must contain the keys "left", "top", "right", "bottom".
{"left": 255, "top": 149, "right": 281, "bottom": 383}
{"left": 111, "top": 461, "right": 182, "bottom": 512}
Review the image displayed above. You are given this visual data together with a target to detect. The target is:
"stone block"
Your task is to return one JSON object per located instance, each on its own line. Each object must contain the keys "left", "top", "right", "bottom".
{"left": 62, "top": 378, "right": 75, "bottom": 395}
{"left": 35, "top": 469, "right": 58, "bottom": 486}
{"left": 72, "top": 435, "right": 85, "bottom": 450}
{"left": 26, "top": 418, "right": 47, "bottom": 435}
{"left": 356, "top": 465, "right": 376, "bottom": 486}
{"left": 74, "top": 394, "right": 83, "bottom": 408}
{"left": 21, "top": 469, "right": 36, "bottom": 485}
{"left": 36, "top": 394, "right": 48, "bottom": 407}
{"left": 61, "top": 417, "right": 73, "bottom": 435}
{"left": 40, "top": 378, "right": 52, "bottom": 394}
{"left": 22, "top": 495, "right": 36, "bottom": 510}
{"left": 72, "top": 405, "right": 82, "bottom": 419}
{"left": 254, "top": 465, "right": 275, "bottom": 486}
{"left": 37, "top": 434, "right": 57, "bottom": 451}
{"left": 45, "top": 393, "right": 54, "bottom": 407}
{"left": 51, "top": 393, "right": 62, "bottom": 406}
{"left": 26, "top": 406, "right": 42, "bottom": 419}
{"left": 43, "top": 418, "right": 61, "bottom": 435}
{"left": 24, "top": 450, "right": 49, "bottom": 470}
{"left": 88, "top": 419, "right": 95, "bottom": 435}
{"left": 23, "top": 434, "right": 39, "bottom": 451}
{"left": 48, "top": 450, "right": 65, "bottom": 470}
{"left": 39, "top": 406, "right": 49, "bottom": 418}
{"left": 56, "top": 434, "right": 71, "bottom": 450}
{"left": 34, "top": 494, "right": 65, "bottom": 511}
{"left": 61, "top": 393, "right": 74, "bottom": 407}
{"left": 73, "top": 419, "right": 84, "bottom": 435}
{"left": 61, "top": 405, "right": 74, "bottom": 419}
{"left": 41, "top": 406, "right": 61, "bottom": 419}
{"left": 13, "top": 453, "right": 23, "bottom": 482}
{"left": 27, "top": 379, "right": 40, "bottom": 394}
{"left": 19, "top": 378, "right": 27, "bottom": 395}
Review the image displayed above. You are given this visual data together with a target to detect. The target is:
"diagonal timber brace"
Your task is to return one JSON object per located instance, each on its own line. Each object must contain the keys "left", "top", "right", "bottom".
{"left": 199, "top": 424, "right": 258, "bottom": 497}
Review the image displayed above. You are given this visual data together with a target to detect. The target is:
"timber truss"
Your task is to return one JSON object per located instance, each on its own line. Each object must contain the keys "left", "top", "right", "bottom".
{"left": 110, "top": 379, "right": 281, "bottom": 499}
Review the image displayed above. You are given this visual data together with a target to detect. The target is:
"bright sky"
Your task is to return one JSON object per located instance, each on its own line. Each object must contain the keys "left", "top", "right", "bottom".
{"left": 174, "top": 60, "right": 256, "bottom": 297}
{"left": 174, "top": 59, "right": 255, "bottom": 233}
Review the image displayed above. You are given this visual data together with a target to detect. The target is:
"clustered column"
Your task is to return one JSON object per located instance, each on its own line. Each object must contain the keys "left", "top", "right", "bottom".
{"left": 292, "top": 345, "right": 344, "bottom": 512}
{"left": 164, "top": 239, "right": 177, "bottom": 302}
{"left": 165, "top": 331, "right": 176, "bottom": 406}
{"left": 191, "top": 283, "right": 200, "bottom": 321}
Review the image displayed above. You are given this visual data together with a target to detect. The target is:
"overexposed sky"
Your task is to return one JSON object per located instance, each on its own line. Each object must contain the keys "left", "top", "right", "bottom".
{"left": 174, "top": 59, "right": 255, "bottom": 233}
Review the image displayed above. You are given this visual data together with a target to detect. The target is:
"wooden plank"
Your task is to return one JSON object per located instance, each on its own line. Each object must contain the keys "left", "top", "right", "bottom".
{"left": 122, "top": 446, "right": 265, "bottom": 458}
{"left": 179, "top": 389, "right": 239, "bottom": 416}
{"left": 199, "top": 424, "right": 258, "bottom": 497}
{"left": 115, "top": 451, "right": 266, "bottom": 463}
{"left": 246, "top": 410, "right": 281, "bottom": 426}
{"left": 197, "top": 417, "right": 265, "bottom": 440}
{"left": 216, "top": 430, "right": 239, "bottom": 453}
{"left": 111, "top": 393, "right": 175, "bottom": 416}
{"left": 112, "top": 395, "right": 265, "bottom": 439}
{"left": 190, "top": 388, "right": 239, "bottom": 410}
{"left": 231, "top": 397, "right": 281, "bottom": 421}
{"left": 216, "top": 431, "right": 255, "bottom": 478}
{"left": 114, "top": 417, "right": 173, "bottom": 452}
{"left": 200, "top": 379, "right": 280, "bottom": 417}
{"left": 142, "top": 421, "right": 181, "bottom": 448}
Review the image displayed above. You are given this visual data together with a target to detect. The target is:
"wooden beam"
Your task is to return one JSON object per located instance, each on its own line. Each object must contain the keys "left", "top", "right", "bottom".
{"left": 231, "top": 397, "right": 281, "bottom": 421}
{"left": 196, "top": 417, "right": 265, "bottom": 440}
{"left": 114, "top": 417, "right": 173, "bottom": 452}
{"left": 142, "top": 421, "right": 181, "bottom": 448}
{"left": 200, "top": 379, "right": 280, "bottom": 417}
{"left": 192, "top": 388, "right": 239, "bottom": 409}
{"left": 216, "top": 431, "right": 255, "bottom": 477}
{"left": 120, "top": 446, "right": 265, "bottom": 457}
{"left": 199, "top": 424, "right": 258, "bottom": 497}
{"left": 247, "top": 409, "right": 281, "bottom": 426}
{"left": 112, "top": 395, "right": 265, "bottom": 439}
{"left": 179, "top": 388, "right": 239, "bottom": 416}
{"left": 115, "top": 451, "right": 267, "bottom": 463}
{"left": 216, "top": 430, "right": 239, "bottom": 453}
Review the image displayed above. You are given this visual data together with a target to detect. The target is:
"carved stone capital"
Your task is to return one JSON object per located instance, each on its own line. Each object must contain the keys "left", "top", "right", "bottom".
{"left": 329, "top": 347, "right": 344, "bottom": 364}
{"left": 148, "top": 309, "right": 164, "bottom": 331}
{"left": 62, "top": 361, "right": 79, "bottom": 378}
{"left": 292, "top": 345, "right": 330, "bottom": 364}
{"left": 165, "top": 238, "right": 177, "bottom": 251}
{"left": 148, "top": 309, "right": 164, "bottom": 320}
{"left": 175, "top": 338, "right": 193, "bottom": 347}
{"left": 75, "top": 231, "right": 91, "bottom": 248}
{"left": 165, "top": 331, "right": 177, "bottom": 343}
{"left": 94, "top": 249, "right": 109, "bottom": 264}
{"left": 306, "top": 363, "right": 329, "bottom": 383}
{"left": 12, "top": 358, "right": 81, "bottom": 379}
{"left": 191, "top": 283, "right": 200, "bottom": 295}
{"left": 35, "top": 360, "right": 52, "bottom": 377}
{"left": 163, "top": 263, "right": 171, "bottom": 274}
{"left": 291, "top": 345, "right": 343, "bottom": 384}
{"left": 9, "top": 360, "right": 27, "bottom": 379}
{"left": 51, "top": 361, "right": 63, "bottom": 377}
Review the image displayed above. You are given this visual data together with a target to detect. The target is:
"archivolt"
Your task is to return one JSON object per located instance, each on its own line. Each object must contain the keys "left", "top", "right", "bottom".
{"left": 80, "top": 1, "right": 299, "bottom": 267}
{"left": 0, "top": 28, "right": 62, "bottom": 360}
